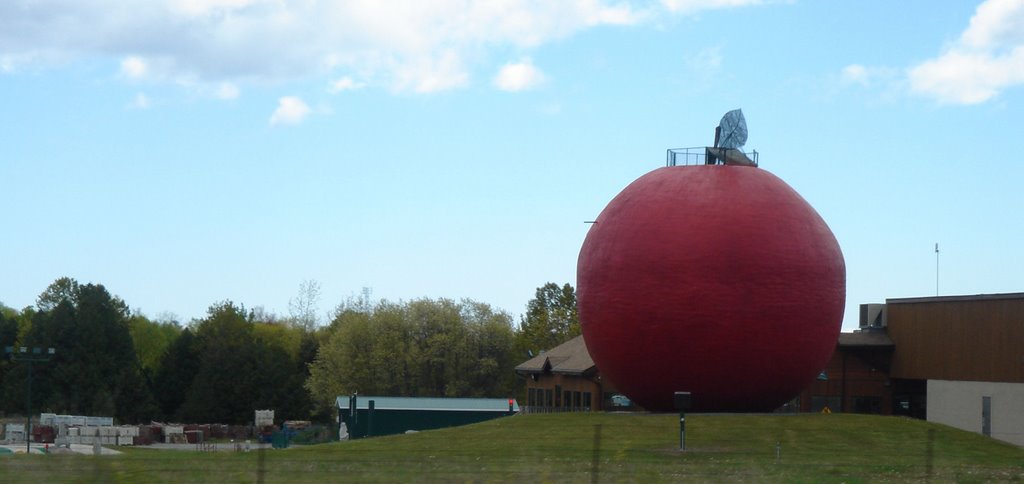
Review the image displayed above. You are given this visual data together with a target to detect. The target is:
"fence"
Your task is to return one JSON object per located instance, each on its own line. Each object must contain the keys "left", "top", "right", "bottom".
{"left": 666, "top": 147, "right": 759, "bottom": 167}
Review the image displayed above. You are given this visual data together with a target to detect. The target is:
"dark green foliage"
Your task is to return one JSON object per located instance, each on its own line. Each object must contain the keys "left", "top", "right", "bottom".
{"left": 0, "top": 309, "right": 20, "bottom": 405}
{"left": 2, "top": 278, "right": 576, "bottom": 426}
{"left": 152, "top": 328, "right": 200, "bottom": 420}
{"left": 297, "top": 330, "right": 319, "bottom": 376}
{"left": 175, "top": 301, "right": 311, "bottom": 424}
{"left": 4, "top": 279, "right": 158, "bottom": 422}
{"left": 514, "top": 282, "right": 579, "bottom": 358}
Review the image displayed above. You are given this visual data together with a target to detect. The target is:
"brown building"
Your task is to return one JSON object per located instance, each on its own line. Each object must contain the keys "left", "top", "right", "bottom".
{"left": 517, "top": 292, "right": 1024, "bottom": 445}
{"left": 514, "top": 335, "right": 624, "bottom": 412}
{"left": 799, "top": 292, "right": 1024, "bottom": 445}
{"left": 798, "top": 331, "right": 895, "bottom": 415}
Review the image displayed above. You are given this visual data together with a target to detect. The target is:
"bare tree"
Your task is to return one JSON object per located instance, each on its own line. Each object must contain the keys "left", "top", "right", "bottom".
{"left": 288, "top": 280, "right": 322, "bottom": 331}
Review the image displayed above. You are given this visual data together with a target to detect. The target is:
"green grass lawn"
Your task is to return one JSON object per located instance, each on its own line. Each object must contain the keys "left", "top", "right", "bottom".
{"left": 2, "top": 413, "right": 1023, "bottom": 482}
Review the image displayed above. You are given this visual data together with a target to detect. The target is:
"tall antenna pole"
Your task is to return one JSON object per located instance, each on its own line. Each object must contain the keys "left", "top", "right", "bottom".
{"left": 934, "top": 243, "right": 940, "bottom": 296}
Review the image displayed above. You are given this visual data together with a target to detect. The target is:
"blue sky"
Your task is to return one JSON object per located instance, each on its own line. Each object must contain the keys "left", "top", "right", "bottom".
{"left": 2, "top": 0, "right": 1022, "bottom": 330}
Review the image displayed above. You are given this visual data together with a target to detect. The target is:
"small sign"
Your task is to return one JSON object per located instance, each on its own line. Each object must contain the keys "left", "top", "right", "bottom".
{"left": 673, "top": 392, "right": 692, "bottom": 411}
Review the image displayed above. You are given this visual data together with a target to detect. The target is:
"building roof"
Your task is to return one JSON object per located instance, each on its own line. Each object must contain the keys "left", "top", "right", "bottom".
{"left": 838, "top": 331, "right": 894, "bottom": 348}
{"left": 335, "top": 395, "right": 519, "bottom": 412}
{"left": 887, "top": 292, "right": 1024, "bottom": 305}
{"left": 514, "top": 335, "right": 596, "bottom": 376}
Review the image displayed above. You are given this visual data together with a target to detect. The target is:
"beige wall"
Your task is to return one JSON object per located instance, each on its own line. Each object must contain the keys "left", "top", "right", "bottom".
{"left": 927, "top": 379, "right": 1024, "bottom": 446}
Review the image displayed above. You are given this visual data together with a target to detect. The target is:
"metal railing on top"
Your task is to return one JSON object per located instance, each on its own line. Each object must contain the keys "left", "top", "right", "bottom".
{"left": 666, "top": 147, "right": 759, "bottom": 167}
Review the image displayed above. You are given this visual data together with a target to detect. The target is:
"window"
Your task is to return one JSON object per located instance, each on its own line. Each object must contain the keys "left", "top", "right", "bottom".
{"left": 564, "top": 391, "right": 571, "bottom": 408}
{"left": 852, "top": 396, "right": 882, "bottom": 414}
{"left": 545, "top": 389, "right": 553, "bottom": 407}
{"left": 555, "top": 385, "right": 562, "bottom": 407}
{"left": 574, "top": 391, "right": 582, "bottom": 409}
{"left": 810, "top": 396, "right": 840, "bottom": 413}
{"left": 583, "top": 392, "right": 592, "bottom": 410}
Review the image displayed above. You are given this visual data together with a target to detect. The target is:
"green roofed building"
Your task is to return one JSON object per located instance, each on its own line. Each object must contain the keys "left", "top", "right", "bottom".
{"left": 336, "top": 395, "right": 519, "bottom": 439}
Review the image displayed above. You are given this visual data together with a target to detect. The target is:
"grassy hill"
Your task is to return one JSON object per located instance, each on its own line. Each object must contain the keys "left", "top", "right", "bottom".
{"left": 2, "top": 412, "right": 1023, "bottom": 482}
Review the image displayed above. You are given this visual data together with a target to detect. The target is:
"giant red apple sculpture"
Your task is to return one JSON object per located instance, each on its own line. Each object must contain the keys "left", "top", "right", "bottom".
{"left": 577, "top": 164, "right": 845, "bottom": 412}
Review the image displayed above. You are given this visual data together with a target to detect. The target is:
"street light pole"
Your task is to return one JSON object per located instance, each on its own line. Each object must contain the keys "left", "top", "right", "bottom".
{"left": 26, "top": 357, "right": 34, "bottom": 454}
{"left": 4, "top": 346, "right": 56, "bottom": 454}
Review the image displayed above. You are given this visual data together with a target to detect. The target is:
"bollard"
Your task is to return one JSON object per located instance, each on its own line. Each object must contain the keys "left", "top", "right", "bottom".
{"left": 673, "top": 392, "right": 692, "bottom": 452}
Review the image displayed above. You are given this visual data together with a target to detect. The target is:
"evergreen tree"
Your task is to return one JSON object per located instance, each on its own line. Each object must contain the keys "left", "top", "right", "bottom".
{"left": 16, "top": 279, "right": 157, "bottom": 422}
{"left": 178, "top": 301, "right": 312, "bottom": 424}
{"left": 152, "top": 328, "right": 200, "bottom": 420}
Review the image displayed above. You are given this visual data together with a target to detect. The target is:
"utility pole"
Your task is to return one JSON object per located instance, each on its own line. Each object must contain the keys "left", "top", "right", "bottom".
{"left": 935, "top": 243, "right": 940, "bottom": 296}
{"left": 4, "top": 346, "right": 56, "bottom": 453}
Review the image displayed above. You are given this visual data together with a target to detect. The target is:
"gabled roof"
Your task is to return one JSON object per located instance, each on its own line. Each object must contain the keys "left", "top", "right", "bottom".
{"left": 335, "top": 395, "right": 518, "bottom": 412}
{"left": 514, "top": 335, "right": 595, "bottom": 376}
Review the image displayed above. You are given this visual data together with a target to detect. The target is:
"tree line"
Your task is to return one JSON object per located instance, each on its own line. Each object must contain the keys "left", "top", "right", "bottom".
{"left": 0, "top": 278, "right": 579, "bottom": 425}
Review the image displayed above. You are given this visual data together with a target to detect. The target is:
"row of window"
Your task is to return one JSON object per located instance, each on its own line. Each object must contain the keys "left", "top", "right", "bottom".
{"left": 809, "top": 395, "right": 882, "bottom": 413}
{"left": 527, "top": 386, "right": 593, "bottom": 410}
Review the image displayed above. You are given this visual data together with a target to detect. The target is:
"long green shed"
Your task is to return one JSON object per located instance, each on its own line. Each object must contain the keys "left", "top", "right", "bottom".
{"left": 337, "top": 395, "right": 519, "bottom": 439}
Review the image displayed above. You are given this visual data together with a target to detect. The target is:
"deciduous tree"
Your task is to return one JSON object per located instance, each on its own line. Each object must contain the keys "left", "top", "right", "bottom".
{"left": 515, "top": 282, "right": 579, "bottom": 358}
{"left": 306, "top": 298, "right": 517, "bottom": 411}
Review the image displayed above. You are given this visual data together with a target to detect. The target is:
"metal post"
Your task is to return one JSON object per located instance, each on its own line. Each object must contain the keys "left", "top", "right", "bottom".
{"left": 673, "top": 392, "right": 691, "bottom": 452}
{"left": 351, "top": 393, "right": 357, "bottom": 426}
{"left": 679, "top": 411, "right": 686, "bottom": 451}
{"left": 26, "top": 359, "right": 32, "bottom": 454}
{"left": 4, "top": 347, "right": 55, "bottom": 454}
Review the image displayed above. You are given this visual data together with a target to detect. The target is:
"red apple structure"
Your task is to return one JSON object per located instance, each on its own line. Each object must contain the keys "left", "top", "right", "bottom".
{"left": 577, "top": 165, "right": 845, "bottom": 412}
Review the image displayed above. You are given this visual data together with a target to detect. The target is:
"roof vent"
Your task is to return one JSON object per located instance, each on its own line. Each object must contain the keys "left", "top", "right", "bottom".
{"left": 859, "top": 303, "right": 887, "bottom": 329}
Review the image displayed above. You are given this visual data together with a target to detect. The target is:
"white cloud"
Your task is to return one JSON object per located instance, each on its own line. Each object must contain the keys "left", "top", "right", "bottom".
{"left": 662, "top": 0, "right": 764, "bottom": 14}
{"left": 840, "top": 64, "right": 869, "bottom": 86}
{"left": 328, "top": 76, "right": 365, "bottom": 93}
{"left": 0, "top": 1, "right": 767, "bottom": 94}
{"left": 391, "top": 50, "right": 469, "bottom": 93}
{"left": 909, "top": 49, "right": 1024, "bottom": 104}
{"left": 494, "top": 58, "right": 546, "bottom": 92}
{"left": 960, "top": 0, "right": 1024, "bottom": 49}
{"left": 269, "top": 96, "right": 311, "bottom": 125}
{"left": 216, "top": 82, "right": 240, "bottom": 100}
{"left": 170, "top": 0, "right": 256, "bottom": 17}
{"left": 908, "top": 0, "right": 1024, "bottom": 104}
{"left": 120, "top": 56, "right": 148, "bottom": 79}
{"left": 129, "top": 92, "right": 151, "bottom": 109}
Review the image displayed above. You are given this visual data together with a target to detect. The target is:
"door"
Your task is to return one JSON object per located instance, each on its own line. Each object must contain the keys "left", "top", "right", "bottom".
{"left": 982, "top": 396, "right": 992, "bottom": 437}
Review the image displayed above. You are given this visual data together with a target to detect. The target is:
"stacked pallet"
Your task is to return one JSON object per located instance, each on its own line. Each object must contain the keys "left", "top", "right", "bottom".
{"left": 65, "top": 425, "right": 140, "bottom": 445}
